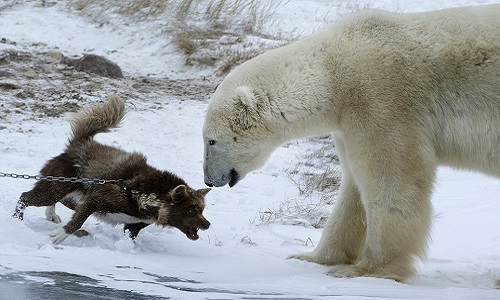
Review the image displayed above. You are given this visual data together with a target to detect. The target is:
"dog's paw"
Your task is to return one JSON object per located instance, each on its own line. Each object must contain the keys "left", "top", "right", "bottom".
{"left": 73, "top": 229, "right": 90, "bottom": 238}
{"left": 12, "top": 210, "right": 24, "bottom": 220}
{"left": 49, "top": 228, "right": 71, "bottom": 245}
{"left": 12, "top": 202, "right": 27, "bottom": 220}
{"left": 45, "top": 206, "right": 62, "bottom": 224}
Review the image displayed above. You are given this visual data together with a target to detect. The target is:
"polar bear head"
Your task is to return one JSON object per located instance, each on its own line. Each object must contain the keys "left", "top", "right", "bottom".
{"left": 203, "top": 79, "right": 284, "bottom": 187}
{"left": 202, "top": 43, "right": 328, "bottom": 187}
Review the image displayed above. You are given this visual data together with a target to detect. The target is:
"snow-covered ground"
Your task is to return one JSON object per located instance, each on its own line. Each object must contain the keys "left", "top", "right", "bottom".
{"left": 1, "top": 1, "right": 500, "bottom": 299}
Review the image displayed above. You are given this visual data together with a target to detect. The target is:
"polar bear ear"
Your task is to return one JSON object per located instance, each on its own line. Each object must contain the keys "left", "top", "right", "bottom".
{"left": 231, "top": 86, "right": 259, "bottom": 130}
{"left": 235, "top": 86, "right": 270, "bottom": 110}
{"left": 232, "top": 86, "right": 271, "bottom": 131}
{"left": 235, "top": 86, "right": 257, "bottom": 109}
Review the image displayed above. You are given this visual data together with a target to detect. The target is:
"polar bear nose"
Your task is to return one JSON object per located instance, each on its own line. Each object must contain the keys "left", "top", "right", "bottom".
{"left": 204, "top": 168, "right": 239, "bottom": 187}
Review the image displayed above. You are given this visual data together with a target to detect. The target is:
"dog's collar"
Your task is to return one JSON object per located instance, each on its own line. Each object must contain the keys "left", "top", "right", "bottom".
{"left": 116, "top": 179, "right": 128, "bottom": 191}
{"left": 117, "top": 180, "right": 136, "bottom": 205}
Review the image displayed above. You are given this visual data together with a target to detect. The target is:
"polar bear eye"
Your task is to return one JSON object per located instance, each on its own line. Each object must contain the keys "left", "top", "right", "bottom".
{"left": 208, "top": 140, "right": 216, "bottom": 146}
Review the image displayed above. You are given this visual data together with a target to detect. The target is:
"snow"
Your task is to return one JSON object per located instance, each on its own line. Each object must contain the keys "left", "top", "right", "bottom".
{"left": 1, "top": 1, "right": 500, "bottom": 299}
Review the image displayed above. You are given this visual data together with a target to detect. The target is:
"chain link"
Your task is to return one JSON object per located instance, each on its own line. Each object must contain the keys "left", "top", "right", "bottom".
{"left": 0, "top": 171, "right": 125, "bottom": 188}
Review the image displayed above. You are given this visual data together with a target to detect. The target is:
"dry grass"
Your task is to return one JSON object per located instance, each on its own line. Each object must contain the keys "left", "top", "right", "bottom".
{"left": 68, "top": 0, "right": 290, "bottom": 75}
{"left": 255, "top": 136, "right": 341, "bottom": 228}
{"left": 288, "top": 166, "right": 341, "bottom": 198}
{"left": 69, "top": 0, "right": 172, "bottom": 21}
{"left": 172, "top": 0, "right": 290, "bottom": 74}
{"left": 286, "top": 135, "right": 341, "bottom": 199}
{"left": 257, "top": 197, "right": 332, "bottom": 229}
{"left": 216, "top": 48, "right": 263, "bottom": 75}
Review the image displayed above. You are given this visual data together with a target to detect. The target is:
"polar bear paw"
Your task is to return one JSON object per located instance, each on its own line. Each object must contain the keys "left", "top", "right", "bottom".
{"left": 328, "top": 264, "right": 409, "bottom": 282}
{"left": 49, "top": 228, "right": 71, "bottom": 245}
{"left": 327, "top": 265, "right": 366, "bottom": 278}
{"left": 288, "top": 250, "right": 339, "bottom": 265}
{"left": 287, "top": 252, "right": 320, "bottom": 263}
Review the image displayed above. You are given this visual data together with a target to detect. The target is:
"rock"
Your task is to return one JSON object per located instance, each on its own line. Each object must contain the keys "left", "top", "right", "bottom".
{"left": 0, "top": 70, "right": 15, "bottom": 77}
{"left": 61, "top": 54, "right": 124, "bottom": 78}
{"left": 47, "top": 50, "right": 64, "bottom": 60}
{"left": 0, "top": 38, "right": 16, "bottom": 45}
{"left": 0, "top": 82, "right": 20, "bottom": 90}
{"left": 24, "top": 69, "right": 36, "bottom": 78}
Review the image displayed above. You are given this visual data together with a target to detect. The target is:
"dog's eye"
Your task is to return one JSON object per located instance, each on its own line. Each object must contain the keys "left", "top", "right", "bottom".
{"left": 208, "top": 140, "right": 216, "bottom": 146}
{"left": 189, "top": 208, "right": 196, "bottom": 215}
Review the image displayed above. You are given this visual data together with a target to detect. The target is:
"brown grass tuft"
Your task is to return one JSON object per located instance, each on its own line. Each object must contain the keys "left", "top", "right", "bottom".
{"left": 67, "top": 0, "right": 290, "bottom": 74}
{"left": 255, "top": 136, "right": 341, "bottom": 228}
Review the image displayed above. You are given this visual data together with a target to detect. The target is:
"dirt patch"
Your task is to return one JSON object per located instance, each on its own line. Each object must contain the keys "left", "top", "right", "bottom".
{"left": 0, "top": 44, "right": 216, "bottom": 122}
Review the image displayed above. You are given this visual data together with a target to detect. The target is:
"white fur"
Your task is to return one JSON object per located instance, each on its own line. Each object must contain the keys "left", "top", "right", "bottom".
{"left": 49, "top": 228, "right": 71, "bottom": 245}
{"left": 46, "top": 189, "right": 155, "bottom": 244}
{"left": 44, "top": 191, "right": 84, "bottom": 226}
{"left": 93, "top": 212, "right": 155, "bottom": 226}
{"left": 45, "top": 205, "right": 61, "bottom": 224}
{"left": 61, "top": 191, "right": 84, "bottom": 206}
{"left": 203, "top": 5, "right": 500, "bottom": 282}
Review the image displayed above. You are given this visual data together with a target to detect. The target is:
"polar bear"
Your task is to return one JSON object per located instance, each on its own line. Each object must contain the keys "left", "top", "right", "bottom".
{"left": 202, "top": 5, "right": 500, "bottom": 282}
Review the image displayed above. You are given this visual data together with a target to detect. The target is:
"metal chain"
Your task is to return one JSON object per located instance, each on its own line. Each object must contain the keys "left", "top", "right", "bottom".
{"left": 0, "top": 171, "right": 126, "bottom": 189}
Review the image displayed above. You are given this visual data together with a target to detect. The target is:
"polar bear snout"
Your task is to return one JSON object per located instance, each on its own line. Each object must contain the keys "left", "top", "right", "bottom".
{"left": 205, "top": 168, "right": 240, "bottom": 187}
{"left": 204, "top": 167, "right": 239, "bottom": 187}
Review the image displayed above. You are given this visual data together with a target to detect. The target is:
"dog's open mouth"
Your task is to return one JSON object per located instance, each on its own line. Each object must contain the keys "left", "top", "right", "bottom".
{"left": 186, "top": 227, "right": 199, "bottom": 240}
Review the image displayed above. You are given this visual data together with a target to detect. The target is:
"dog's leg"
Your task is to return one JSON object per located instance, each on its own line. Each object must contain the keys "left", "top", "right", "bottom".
{"left": 13, "top": 190, "right": 46, "bottom": 220}
{"left": 59, "top": 191, "right": 84, "bottom": 211}
{"left": 14, "top": 182, "right": 76, "bottom": 220}
{"left": 45, "top": 205, "right": 62, "bottom": 224}
{"left": 12, "top": 192, "right": 28, "bottom": 220}
{"left": 50, "top": 199, "right": 96, "bottom": 245}
{"left": 123, "top": 223, "right": 149, "bottom": 240}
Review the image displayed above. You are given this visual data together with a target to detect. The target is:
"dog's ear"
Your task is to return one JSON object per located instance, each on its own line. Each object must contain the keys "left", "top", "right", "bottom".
{"left": 170, "top": 185, "right": 187, "bottom": 203}
{"left": 197, "top": 188, "right": 211, "bottom": 197}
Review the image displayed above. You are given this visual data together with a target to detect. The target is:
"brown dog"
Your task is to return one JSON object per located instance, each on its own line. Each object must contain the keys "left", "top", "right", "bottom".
{"left": 13, "top": 95, "right": 210, "bottom": 244}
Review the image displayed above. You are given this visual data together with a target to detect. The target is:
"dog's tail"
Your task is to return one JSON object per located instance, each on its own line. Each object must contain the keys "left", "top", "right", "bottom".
{"left": 69, "top": 95, "right": 125, "bottom": 145}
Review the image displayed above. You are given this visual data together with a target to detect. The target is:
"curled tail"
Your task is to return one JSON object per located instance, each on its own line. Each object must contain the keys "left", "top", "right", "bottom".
{"left": 69, "top": 95, "right": 125, "bottom": 145}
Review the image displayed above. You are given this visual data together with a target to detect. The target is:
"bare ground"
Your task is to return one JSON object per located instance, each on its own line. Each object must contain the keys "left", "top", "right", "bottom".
{"left": 0, "top": 40, "right": 216, "bottom": 124}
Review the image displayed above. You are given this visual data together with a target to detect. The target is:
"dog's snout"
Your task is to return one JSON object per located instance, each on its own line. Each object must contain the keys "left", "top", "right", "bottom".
{"left": 203, "top": 220, "right": 211, "bottom": 229}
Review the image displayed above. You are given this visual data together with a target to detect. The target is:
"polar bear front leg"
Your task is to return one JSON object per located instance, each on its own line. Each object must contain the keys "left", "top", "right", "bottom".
{"left": 326, "top": 138, "right": 436, "bottom": 282}
{"left": 289, "top": 137, "right": 367, "bottom": 265}
{"left": 327, "top": 176, "right": 433, "bottom": 282}
{"left": 289, "top": 170, "right": 366, "bottom": 265}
